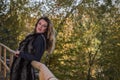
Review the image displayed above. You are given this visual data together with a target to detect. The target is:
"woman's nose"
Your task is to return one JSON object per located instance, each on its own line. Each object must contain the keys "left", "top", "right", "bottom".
{"left": 39, "top": 25, "right": 42, "bottom": 28}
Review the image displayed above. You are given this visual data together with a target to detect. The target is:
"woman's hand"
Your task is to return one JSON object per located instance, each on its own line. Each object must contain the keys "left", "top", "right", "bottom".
{"left": 14, "top": 50, "right": 20, "bottom": 57}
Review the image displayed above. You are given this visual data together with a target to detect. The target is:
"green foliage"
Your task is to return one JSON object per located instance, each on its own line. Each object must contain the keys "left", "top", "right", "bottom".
{"left": 0, "top": 0, "right": 120, "bottom": 80}
{"left": 0, "top": 0, "right": 40, "bottom": 49}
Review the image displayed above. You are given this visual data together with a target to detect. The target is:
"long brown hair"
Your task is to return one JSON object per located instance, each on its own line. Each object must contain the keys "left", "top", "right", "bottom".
{"left": 34, "top": 16, "right": 56, "bottom": 54}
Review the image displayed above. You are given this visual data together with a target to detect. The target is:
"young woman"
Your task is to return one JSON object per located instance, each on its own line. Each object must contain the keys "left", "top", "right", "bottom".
{"left": 10, "top": 16, "right": 56, "bottom": 80}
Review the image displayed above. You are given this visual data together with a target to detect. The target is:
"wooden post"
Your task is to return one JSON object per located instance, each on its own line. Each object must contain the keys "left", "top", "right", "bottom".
{"left": 0, "top": 46, "right": 1, "bottom": 72}
{"left": 3, "top": 48, "right": 6, "bottom": 78}
{"left": 10, "top": 54, "right": 13, "bottom": 68}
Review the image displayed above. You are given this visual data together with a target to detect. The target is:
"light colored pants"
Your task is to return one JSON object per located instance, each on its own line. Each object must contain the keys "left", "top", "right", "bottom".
{"left": 31, "top": 61, "right": 58, "bottom": 80}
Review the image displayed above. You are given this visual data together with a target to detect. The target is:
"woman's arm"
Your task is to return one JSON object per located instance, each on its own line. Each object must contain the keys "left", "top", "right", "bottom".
{"left": 18, "top": 35, "right": 45, "bottom": 61}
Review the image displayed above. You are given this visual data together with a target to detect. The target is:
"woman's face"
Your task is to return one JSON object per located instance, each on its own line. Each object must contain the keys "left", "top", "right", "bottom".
{"left": 36, "top": 19, "right": 48, "bottom": 33}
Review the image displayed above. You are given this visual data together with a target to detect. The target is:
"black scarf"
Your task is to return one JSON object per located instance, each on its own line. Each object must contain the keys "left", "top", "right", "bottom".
{"left": 10, "top": 34, "right": 38, "bottom": 80}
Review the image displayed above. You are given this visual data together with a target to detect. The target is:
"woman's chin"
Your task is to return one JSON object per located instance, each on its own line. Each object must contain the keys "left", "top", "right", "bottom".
{"left": 36, "top": 31, "right": 42, "bottom": 33}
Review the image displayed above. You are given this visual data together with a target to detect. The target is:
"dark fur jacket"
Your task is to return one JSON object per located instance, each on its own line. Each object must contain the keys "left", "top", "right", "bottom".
{"left": 10, "top": 34, "right": 39, "bottom": 80}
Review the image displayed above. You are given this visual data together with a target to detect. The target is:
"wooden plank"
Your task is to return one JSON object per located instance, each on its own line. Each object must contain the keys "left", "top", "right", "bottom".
{"left": 0, "top": 58, "right": 10, "bottom": 71}
{"left": 0, "top": 43, "right": 16, "bottom": 54}
{"left": 3, "top": 48, "right": 6, "bottom": 78}
{"left": 10, "top": 54, "right": 13, "bottom": 68}
{"left": 0, "top": 46, "right": 1, "bottom": 72}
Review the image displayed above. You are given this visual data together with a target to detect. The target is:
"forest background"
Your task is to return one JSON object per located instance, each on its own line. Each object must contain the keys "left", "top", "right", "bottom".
{"left": 0, "top": 0, "right": 120, "bottom": 80}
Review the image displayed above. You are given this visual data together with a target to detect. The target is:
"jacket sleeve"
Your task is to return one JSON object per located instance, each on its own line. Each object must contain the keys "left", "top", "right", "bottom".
{"left": 19, "top": 35, "right": 45, "bottom": 61}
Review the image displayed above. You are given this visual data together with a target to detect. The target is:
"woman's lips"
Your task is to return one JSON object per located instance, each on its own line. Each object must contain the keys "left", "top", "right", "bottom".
{"left": 38, "top": 28, "right": 41, "bottom": 31}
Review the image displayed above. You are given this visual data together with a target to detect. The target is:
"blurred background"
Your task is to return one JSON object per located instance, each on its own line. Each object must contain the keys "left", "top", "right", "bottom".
{"left": 0, "top": 0, "right": 120, "bottom": 80}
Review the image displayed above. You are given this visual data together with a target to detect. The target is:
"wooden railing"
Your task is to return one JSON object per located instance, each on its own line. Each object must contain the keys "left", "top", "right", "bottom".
{"left": 0, "top": 43, "right": 58, "bottom": 80}
{"left": 0, "top": 43, "right": 15, "bottom": 79}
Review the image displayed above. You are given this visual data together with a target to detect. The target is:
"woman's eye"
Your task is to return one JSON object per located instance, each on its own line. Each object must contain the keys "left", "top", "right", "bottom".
{"left": 39, "top": 22, "right": 41, "bottom": 25}
{"left": 43, "top": 25, "right": 47, "bottom": 27}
